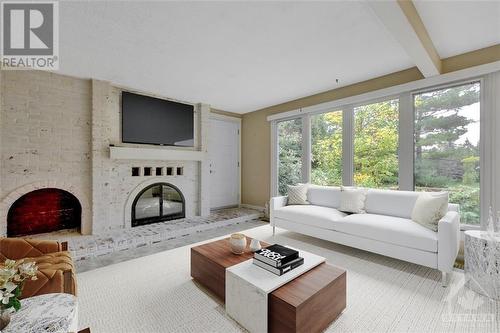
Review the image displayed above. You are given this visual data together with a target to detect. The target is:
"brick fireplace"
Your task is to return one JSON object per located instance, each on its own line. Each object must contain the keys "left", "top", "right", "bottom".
{"left": 7, "top": 188, "right": 81, "bottom": 237}
{"left": 0, "top": 71, "right": 210, "bottom": 237}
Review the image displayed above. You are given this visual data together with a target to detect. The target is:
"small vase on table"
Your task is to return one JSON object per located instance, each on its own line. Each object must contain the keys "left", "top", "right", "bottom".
{"left": 230, "top": 234, "right": 247, "bottom": 254}
{"left": 249, "top": 239, "right": 262, "bottom": 252}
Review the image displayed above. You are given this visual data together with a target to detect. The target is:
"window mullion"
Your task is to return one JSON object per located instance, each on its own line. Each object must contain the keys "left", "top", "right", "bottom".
{"left": 399, "top": 92, "right": 414, "bottom": 190}
{"left": 302, "top": 114, "right": 311, "bottom": 184}
{"left": 343, "top": 105, "right": 354, "bottom": 186}
{"left": 270, "top": 121, "right": 278, "bottom": 197}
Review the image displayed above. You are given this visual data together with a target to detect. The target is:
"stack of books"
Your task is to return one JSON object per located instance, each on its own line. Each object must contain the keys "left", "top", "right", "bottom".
{"left": 253, "top": 244, "right": 304, "bottom": 276}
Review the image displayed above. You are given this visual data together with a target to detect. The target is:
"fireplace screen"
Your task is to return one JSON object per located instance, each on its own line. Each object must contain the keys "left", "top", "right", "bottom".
{"left": 132, "top": 183, "right": 185, "bottom": 227}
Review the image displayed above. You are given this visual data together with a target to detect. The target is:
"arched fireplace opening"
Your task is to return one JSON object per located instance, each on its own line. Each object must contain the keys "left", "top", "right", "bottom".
{"left": 7, "top": 188, "right": 81, "bottom": 237}
{"left": 132, "top": 183, "right": 185, "bottom": 227}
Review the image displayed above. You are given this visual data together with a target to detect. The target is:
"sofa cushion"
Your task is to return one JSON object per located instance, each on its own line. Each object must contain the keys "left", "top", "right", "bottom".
{"left": 411, "top": 192, "right": 449, "bottom": 232}
{"left": 340, "top": 186, "right": 367, "bottom": 213}
{"left": 364, "top": 189, "right": 419, "bottom": 219}
{"left": 274, "top": 205, "right": 347, "bottom": 230}
{"left": 287, "top": 184, "right": 309, "bottom": 205}
{"left": 307, "top": 185, "right": 341, "bottom": 209}
{"left": 336, "top": 214, "right": 438, "bottom": 252}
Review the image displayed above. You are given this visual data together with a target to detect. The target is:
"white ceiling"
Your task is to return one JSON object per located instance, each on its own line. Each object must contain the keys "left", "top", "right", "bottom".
{"left": 57, "top": 1, "right": 499, "bottom": 113}
{"left": 413, "top": 0, "right": 500, "bottom": 59}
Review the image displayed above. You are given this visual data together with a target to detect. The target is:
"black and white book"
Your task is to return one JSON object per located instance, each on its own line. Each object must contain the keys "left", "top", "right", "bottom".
{"left": 254, "top": 244, "right": 299, "bottom": 267}
{"left": 253, "top": 257, "right": 304, "bottom": 276}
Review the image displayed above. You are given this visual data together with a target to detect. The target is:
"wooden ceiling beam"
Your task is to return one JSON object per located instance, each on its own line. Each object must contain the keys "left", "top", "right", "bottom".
{"left": 368, "top": 0, "right": 441, "bottom": 77}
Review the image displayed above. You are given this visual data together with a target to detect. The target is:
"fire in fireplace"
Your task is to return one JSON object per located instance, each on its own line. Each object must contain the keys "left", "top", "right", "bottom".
{"left": 7, "top": 188, "right": 81, "bottom": 237}
{"left": 132, "top": 183, "right": 185, "bottom": 227}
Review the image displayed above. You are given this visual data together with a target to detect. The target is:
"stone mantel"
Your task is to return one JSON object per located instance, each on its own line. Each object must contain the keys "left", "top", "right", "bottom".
{"left": 109, "top": 146, "right": 206, "bottom": 161}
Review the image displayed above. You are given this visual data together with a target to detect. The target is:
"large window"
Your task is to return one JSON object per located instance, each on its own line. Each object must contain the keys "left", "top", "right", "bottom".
{"left": 311, "top": 111, "right": 342, "bottom": 186}
{"left": 277, "top": 118, "right": 303, "bottom": 195}
{"left": 354, "top": 99, "right": 399, "bottom": 189}
{"left": 414, "top": 82, "right": 480, "bottom": 225}
{"left": 271, "top": 75, "right": 490, "bottom": 227}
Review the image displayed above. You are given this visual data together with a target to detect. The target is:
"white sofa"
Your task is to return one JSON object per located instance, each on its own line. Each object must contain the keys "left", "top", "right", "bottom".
{"left": 270, "top": 186, "right": 460, "bottom": 286}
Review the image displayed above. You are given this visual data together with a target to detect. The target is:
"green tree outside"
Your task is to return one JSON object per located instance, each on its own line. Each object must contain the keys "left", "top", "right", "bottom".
{"left": 278, "top": 82, "right": 481, "bottom": 224}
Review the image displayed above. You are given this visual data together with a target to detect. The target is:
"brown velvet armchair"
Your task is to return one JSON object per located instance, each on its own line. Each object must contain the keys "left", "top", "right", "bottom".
{"left": 0, "top": 238, "right": 77, "bottom": 299}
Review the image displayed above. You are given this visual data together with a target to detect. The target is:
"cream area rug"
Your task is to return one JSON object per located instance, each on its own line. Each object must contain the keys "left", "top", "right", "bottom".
{"left": 77, "top": 225, "right": 499, "bottom": 333}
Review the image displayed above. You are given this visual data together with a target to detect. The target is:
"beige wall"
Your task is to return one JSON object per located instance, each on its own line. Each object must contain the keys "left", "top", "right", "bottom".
{"left": 241, "top": 45, "right": 500, "bottom": 207}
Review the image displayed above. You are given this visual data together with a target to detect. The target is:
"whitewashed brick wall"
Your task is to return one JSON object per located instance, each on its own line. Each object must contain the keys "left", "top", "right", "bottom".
{"left": 0, "top": 71, "right": 206, "bottom": 236}
{"left": 0, "top": 71, "right": 92, "bottom": 234}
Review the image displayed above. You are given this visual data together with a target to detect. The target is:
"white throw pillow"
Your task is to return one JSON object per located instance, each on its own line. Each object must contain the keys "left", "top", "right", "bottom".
{"left": 287, "top": 184, "right": 309, "bottom": 205}
{"left": 411, "top": 192, "right": 449, "bottom": 231}
{"left": 339, "top": 186, "right": 367, "bottom": 213}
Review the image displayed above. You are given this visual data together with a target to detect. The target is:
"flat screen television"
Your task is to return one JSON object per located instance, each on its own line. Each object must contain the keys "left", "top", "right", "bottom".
{"left": 122, "top": 91, "right": 194, "bottom": 146}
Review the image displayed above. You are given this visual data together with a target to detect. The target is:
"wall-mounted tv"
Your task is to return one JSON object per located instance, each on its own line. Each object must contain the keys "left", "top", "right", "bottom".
{"left": 122, "top": 91, "right": 194, "bottom": 147}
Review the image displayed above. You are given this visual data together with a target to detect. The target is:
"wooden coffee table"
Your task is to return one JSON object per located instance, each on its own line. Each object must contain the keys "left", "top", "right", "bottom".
{"left": 191, "top": 237, "right": 346, "bottom": 333}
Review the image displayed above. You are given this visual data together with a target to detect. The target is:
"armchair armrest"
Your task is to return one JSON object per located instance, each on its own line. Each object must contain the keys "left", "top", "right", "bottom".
{"left": 20, "top": 268, "right": 77, "bottom": 299}
{"left": 0, "top": 238, "right": 66, "bottom": 260}
{"left": 437, "top": 210, "right": 460, "bottom": 273}
{"left": 269, "top": 196, "right": 287, "bottom": 226}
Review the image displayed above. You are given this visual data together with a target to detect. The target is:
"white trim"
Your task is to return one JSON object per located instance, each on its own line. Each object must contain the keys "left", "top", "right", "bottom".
{"left": 110, "top": 146, "right": 205, "bottom": 161}
{"left": 399, "top": 92, "right": 413, "bottom": 190}
{"left": 492, "top": 72, "right": 500, "bottom": 227}
{"left": 240, "top": 204, "right": 266, "bottom": 212}
{"left": 210, "top": 112, "right": 242, "bottom": 124}
{"left": 270, "top": 121, "right": 278, "bottom": 197}
{"left": 342, "top": 106, "right": 354, "bottom": 186}
{"left": 302, "top": 113, "right": 311, "bottom": 183}
{"left": 267, "top": 61, "right": 500, "bottom": 122}
{"left": 481, "top": 73, "right": 499, "bottom": 229}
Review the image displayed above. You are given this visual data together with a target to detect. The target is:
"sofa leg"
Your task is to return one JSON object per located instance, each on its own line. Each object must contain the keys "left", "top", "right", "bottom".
{"left": 441, "top": 271, "right": 448, "bottom": 287}
{"left": 272, "top": 226, "right": 275, "bottom": 236}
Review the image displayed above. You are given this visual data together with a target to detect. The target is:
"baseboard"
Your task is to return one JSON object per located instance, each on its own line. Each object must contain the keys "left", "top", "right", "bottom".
{"left": 240, "top": 204, "right": 265, "bottom": 212}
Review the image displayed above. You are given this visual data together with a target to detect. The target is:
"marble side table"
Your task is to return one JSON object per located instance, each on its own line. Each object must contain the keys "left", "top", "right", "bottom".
{"left": 226, "top": 248, "right": 325, "bottom": 333}
{"left": 464, "top": 230, "right": 500, "bottom": 300}
{"left": 4, "top": 293, "right": 78, "bottom": 333}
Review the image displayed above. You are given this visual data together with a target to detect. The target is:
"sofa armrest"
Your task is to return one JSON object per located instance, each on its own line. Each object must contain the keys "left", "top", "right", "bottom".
{"left": 437, "top": 210, "right": 460, "bottom": 273}
{"left": 270, "top": 196, "right": 287, "bottom": 226}
{"left": 0, "top": 238, "right": 65, "bottom": 260}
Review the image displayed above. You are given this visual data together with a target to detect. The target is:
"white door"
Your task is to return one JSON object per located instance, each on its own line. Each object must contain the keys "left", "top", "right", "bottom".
{"left": 209, "top": 117, "right": 240, "bottom": 209}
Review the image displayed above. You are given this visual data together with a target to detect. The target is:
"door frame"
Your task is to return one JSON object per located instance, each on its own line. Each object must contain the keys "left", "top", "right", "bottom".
{"left": 209, "top": 113, "right": 242, "bottom": 208}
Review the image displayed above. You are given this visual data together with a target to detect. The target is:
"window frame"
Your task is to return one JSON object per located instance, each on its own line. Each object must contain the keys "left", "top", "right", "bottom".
{"left": 310, "top": 109, "right": 344, "bottom": 187}
{"left": 352, "top": 97, "right": 401, "bottom": 189}
{"left": 411, "top": 79, "right": 483, "bottom": 229}
{"left": 270, "top": 74, "right": 493, "bottom": 229}
{"left": 272, "top": 114, "right": 308, "bottom": 197}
